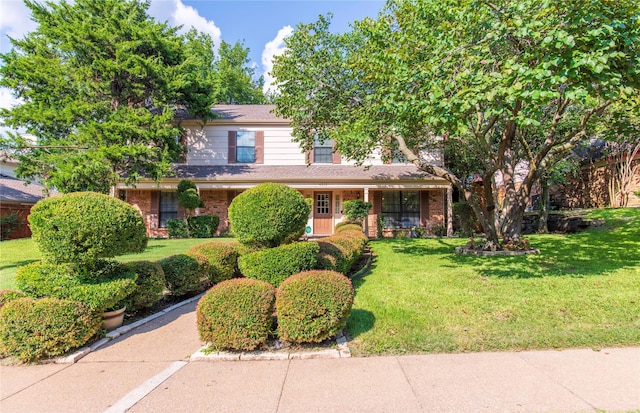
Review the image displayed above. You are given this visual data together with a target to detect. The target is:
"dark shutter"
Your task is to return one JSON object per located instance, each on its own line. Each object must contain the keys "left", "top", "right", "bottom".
{"left": 420, "top": 191, "right": 430, "bottom": 226}
{"left": 372, "top": 191, "right": 382, "bottom": 215}
{"left": 150, "top": 191, "right": 159, "bottom": 229}
{"left": 228, "top": 131, "right": 237, "bottom": 163}
{"left": 255, "top": 131, "right": 264, "bottom": 164}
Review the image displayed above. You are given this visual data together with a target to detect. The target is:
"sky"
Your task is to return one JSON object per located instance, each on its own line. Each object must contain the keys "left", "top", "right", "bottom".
{"left": 0, "top": 0, "right": 385, "bottom": 114}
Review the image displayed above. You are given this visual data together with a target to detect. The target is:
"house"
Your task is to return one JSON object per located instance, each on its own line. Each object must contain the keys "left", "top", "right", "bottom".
{"left": 0, "top": 174, "right": 51, "bottom": 240}
{"left": 117, "top": 105, "right": 453, "bottom": 238}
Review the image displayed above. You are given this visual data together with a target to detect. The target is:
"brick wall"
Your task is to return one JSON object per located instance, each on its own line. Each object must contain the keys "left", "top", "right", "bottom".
{"left": 125, "top": 190, "right": 168, "bottom": 238}
{"left": 0, "top": 204, "right": 33, "bottom": 239}
{"left": 199, "top": 190, "right": 230, "bottom": 234}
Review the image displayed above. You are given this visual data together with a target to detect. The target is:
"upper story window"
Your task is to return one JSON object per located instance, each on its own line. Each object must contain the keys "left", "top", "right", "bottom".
{"left": 313, "top": 137, "right": 334, "bottom": 163}
{"left": 236, "top": 131, "right": 256, "bottom": 163}
{"left": 228, "top": 131, "right": 264, "bottom": 164}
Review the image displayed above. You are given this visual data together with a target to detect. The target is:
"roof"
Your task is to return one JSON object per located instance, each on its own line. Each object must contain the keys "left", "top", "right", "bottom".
{"left": 170, "top": 164, "right": 445, "bottom": 184}
{"left": 0, "top": 175, "right": 50, "bottom": 204}
{"left": 176, "top": 105, "right": 284, "bottom": 123}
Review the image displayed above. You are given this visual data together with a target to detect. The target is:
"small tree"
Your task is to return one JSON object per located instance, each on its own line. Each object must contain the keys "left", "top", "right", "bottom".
{"left": 176, "top": 179, "right": 204, "bottom": 238}
{"left": 341, "top": 200, "right": 372, "bottom": 228}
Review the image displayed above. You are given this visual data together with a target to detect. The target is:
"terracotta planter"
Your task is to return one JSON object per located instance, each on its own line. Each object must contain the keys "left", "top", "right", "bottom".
{"left": 102, "top": 307, "right": 126, "bottom": 331}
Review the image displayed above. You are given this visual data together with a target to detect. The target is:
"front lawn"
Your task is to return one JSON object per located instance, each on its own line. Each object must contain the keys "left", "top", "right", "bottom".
{"left": 347, "top": 208, "right": 640, "bottom": 355}
{"left": 0, "top": 238, "right": 230, "bottom": 290}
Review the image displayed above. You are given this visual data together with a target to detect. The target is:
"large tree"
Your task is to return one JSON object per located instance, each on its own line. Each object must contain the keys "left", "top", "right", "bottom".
{"left": 213, "top": 40, "right": 267, "bottom": 104}
{"left": 272, "top": 0, "right": 640, "bottom": 246}
{"left": 0, "top": 0, "right": 219, "bottom": 193}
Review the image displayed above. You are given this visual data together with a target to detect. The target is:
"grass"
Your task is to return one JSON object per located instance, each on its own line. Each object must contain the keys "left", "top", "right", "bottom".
{"left": 0, "top": 238, "right": 231, "bottom": 290}
{"left": 347, "top": 208, "right": 640, "bottom": 355}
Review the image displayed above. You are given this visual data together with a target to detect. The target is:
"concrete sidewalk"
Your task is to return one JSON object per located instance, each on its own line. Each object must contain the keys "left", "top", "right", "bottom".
{"left": 1, "top": 299, "right": 639, "bottom": 413}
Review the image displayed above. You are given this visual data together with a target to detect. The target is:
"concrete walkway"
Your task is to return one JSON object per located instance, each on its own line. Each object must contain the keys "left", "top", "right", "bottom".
{"left": 1, "top": 299, "right": 639, "bottom": 413}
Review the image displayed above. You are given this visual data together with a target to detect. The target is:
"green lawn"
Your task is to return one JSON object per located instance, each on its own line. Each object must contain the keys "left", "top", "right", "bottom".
{"left": 347, "top": 208, "right": 640, "bottom": 355}
{"left": 0, "top": 238, "right": 230, "bottom": 290}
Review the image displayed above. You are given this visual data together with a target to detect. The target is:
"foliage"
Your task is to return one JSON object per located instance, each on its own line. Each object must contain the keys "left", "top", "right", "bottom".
{"left": 177, "top": 180, "right": 204, "bottom": 214}
{"left": 335, "top": 223, "right": 365, "bottom": 234}
{"left": 29, "top": 192, "right": 147, "bottom": 265}
{"left": 15, "top": 261, "right": 137, "bottom": 312}
{"left": 0, "top": 211, "right": 24, "bottom": 240}
{"left": 272, "top": 1, "right": 640, "bottom": 246}
{"left": 0, "top": 289, "right": 26, "bottom": 308}
{"left": 0, "top": 297, "right": 101, "bottom": 362}
{"left": 341, "top": 200, "right": 372, "bottom": 224}
{"left": 453, "top": 202, "right": 478, "bottom": 237}
{"left": 0, "top": 0, "right": 220, "bottom": 193}
{"left": 187, "top": 215, "right": 220, "bottom": 238}
{"left": 212, "top": 40, "right": 267, "bottom": 104}
{"left": 276, "top": 270, "right": 354, "bottom": 343}
{"left": 187, "top": 242, "right": 237, "bottom": 284}
{"left": 120, "top": 261, "right": 166, "bottom": 312}
{"left": 167, "top": 218, "right": 189, "bottom": 239}
{"left": 315, "top": 231, "right": 367, "bottom": 274}
{"left": 238, "top": 242, "right": 319, "bottom": 287}
{"left": 228, "top": 182, "right": 311, "bottom": 249}
{"left": 157, "top": 253, "right": 209, "bottom": 296}
{"left": 197, "top": 278, "right": 275, "bottom": 351}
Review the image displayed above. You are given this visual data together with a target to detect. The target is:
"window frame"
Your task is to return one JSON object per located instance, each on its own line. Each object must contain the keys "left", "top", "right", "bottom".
{"left": 236, "top": 130, "right": 256, "bottom": 163}
{"left": 381, "top": 190, "right": 420, "bottom": 229}
{"left": 159, "top": 191, "right": 179, "bottom": 228}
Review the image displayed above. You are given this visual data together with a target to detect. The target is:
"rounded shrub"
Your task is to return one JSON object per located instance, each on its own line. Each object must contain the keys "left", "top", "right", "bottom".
{"left": 0, "top": 297, "right": 102, "bottom": 362}
{"left": 157, "top": 253, "right": 209, "bottom": 296}
{"left": 315, "top": 231, "right": 366, "bottom": 274}
{"left": 187, "top": 215, "right": 220, "bottom": 238}
{"left": 238, "top": 241, "right": 319, "bottom": 287}
{"left": 28, "top": 192, "right": 148, "bottom": 264}
{"left": 0, "top": 290, "right": 26, "bottom": 308}
{"left": 276, "top": 270, "right": 354, "bottom": 343}
{"left": 197, "top": 278, "right": 275, "bottom": 351}
{"left": 335, "top": 222, "right": 363, "bottom": 233}
{"left": 228, "top": 182, "right": 311, "bottom": 249}
{"left": 16, "top": 261, "right": 137, "bottom": 312}
{"left": 188, "top": 242, "right": 238, "bottom": 283}
{"left": 121, "top": 261, "right": 167, "bottom": 312}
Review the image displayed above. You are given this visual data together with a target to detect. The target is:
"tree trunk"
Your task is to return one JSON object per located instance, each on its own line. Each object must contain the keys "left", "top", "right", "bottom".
{"left": 538, "top": 179, "right": 550, "bottom": 233}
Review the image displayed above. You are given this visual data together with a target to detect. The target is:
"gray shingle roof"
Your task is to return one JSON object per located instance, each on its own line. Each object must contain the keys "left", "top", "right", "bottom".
{"left": 176, "top": 105, "right": 284, "bottom": 122}
{"left": 171, "top": 164, "right": 442, "bottom": 183}
{"left": 0, "top": 175, "right": 50, "bottom": 204}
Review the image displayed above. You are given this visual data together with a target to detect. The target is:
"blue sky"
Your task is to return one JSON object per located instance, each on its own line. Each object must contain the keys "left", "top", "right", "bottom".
{"left": 0, "top": 0, "right": 385, "bottom": 107}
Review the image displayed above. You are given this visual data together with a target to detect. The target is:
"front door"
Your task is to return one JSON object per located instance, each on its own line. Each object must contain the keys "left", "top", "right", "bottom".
{"left": 313, "top": 192, "right": 333, "bottom": 235}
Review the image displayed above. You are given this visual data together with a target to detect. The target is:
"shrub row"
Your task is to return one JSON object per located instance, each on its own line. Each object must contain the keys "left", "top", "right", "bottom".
{"left": 238, "top": 241, "right": 319, "bottom": 287}
{"left": 316, "top": 230, "right": 368, "bottom": 275}
{"left": 188, "top": 242, "right": 238, "bottom": 283}
{"left": 167, "top": 215, "right": 220, "bottom": 239}
{"left": 196, "top": 270, "right": 354, "bottom": 351}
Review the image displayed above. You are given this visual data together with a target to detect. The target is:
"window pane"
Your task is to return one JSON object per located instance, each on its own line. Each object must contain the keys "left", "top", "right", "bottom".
{"left": 316, "top": 194, "right": 330, "bottom": 215}
{"left": 381, "top": 191, "right": 421, "bottom": 229}
{"left": 314, "top": 137, "right": 333, "bottom": 148}
{"left": 314, "top": 147, "right": 333, "bottom": 163}
{"left": 237, "top": 147, "right": 255, "bottom": 163}
{"left": 237, "top": 131, "right": 255, "bottom": 146}
{"left": 159, "top": 191, "right": 179, "bottom": 228}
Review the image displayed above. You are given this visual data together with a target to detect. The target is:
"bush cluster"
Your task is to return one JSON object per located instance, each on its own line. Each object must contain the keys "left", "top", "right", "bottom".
{"left": 28, "top": 192, "right": 147, "bottom": 264}
{"left": 276, "top": 271, "right": 354, "bottom": 343}
{"left": 188, "top": 242, "right": 238, "bottom": 283}
{"left": 157, "top": 253, "right": 209, "bottom": 296}
{"left": 16, "top": 261, "right": 137, "bottom": 312}
{"left": 167, "top": 218, "right": 188, "bottom": 238}
{"left": 197, "top": 278, "right": 275, "bottom": 351}
{"left": 316, "top": 230, "right": 367, "bottom": 275}
{"left": 238, "top": 242, "right": 319, "bottom": 287}
{"left": 121, "top": 261, "right": 167, "bottom": 311}
{"left": 0, "top": 297, "right": 102, "bottom": 362}
{"left": 0, "top": 290, "right": 26, "bottom": 308}
{"left": 334, "top": 222, "right": 363, "bottom": 233}
{"left": 228, "top": 182, "right": 310, "bottom": 249}
{"left": 188, "top": 215, "right": 220, "bottom": 238}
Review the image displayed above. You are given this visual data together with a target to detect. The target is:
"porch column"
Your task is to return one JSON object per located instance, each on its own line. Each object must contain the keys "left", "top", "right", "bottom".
{"left": 446, "top": 186, "right": 453, "bottom": 237}
{"left": 364, "top": 187, "right": 370, "bottom": 235}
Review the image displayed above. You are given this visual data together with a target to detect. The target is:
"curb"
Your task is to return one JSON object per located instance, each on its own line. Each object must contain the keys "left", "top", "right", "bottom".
{"left": 190, "top": 331, "right": 351, "bottom": 362}
{"left": 55, "top": 294, "right": 204, "bottom": 364}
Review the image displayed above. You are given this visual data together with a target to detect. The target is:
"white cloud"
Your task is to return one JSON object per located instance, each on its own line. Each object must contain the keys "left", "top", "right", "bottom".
{"left": 0, "top": 0, "right": 37, "bottom": 53}
{"left": 261, "top": 26, "right": 293, "bottom": 95}
{"left": 149, "top": 0, "right": 221, "bottom": 50}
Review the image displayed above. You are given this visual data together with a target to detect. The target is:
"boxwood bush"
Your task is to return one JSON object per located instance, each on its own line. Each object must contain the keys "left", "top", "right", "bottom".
{"left": 16, "top": 261, "right": 137, "bottom": 312}
{"left": 316, "top": 230, "right": 367, "bottom": 274}
{"left": 238, "top": 242, "right": 319, "bottom": 287}
{"left": 276, "top": 270, "right": 354, "bottom": 343}
{"left": 228, "top": 182, "right": 311, "bottom": 249}
{"left": 157, "top": 253, "right": 209, "bottom": 296}
{"left": 28, "top": 192, "right": 147, "bottom": 265}
{"left": 188, "top": 215, "right": 220, "bottom": 238}
{"left": 0, "top": 297, "right": 102, "bottom": 362}
{"left": 334, "top": 222, "right": 364, "bottom": 233}
{"left": 167, "top": 218, "right": 188, "bottom": 238}
{"left": 197, "top": 278, "right": 275, "bottom": 351}
{"left": 0, "top": 290, "right": 26, "bottom": 308}
{"left": 121, "top": 261, "right": 167, "bottom": 312}
{"left": 188, "top": 242, "right": 238, "bottom": 283}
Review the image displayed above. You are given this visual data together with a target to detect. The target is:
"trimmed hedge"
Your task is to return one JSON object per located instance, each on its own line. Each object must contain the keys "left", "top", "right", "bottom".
{"left": 228, "top": 182, "right": 311, "bottom": 249}
{"left": 157, "top": 253, "right": 209, "bottom": 296}
{"left": 334, "top": 222, "right": 363, "bottom": 233}
{"left": 28, "top": 192, "right": 147, "bottom": 264}
{"left": 0, "top": 289, "right": 26, "bottom": 308}
{"left": 121, "top": 261, "right": 167, "bottom": 311}
{"left": 276, "top": 270, "right": 354, "bottom": 343}
{"left": 188, "top": 242, "right": 238, "bottom": 284}
{"left": 188, "top": 215, "right": 220, "bottom": 238}
{"left": 16, "top": 261, "right": 137, "bottom": 312}
{"left": 167, "top": 218, "right": 188, "bottom": 238}
{"left": 197, "top": 278, "right": 275, "bottom": 351}
{"left": 315, "top": 232, "right": 365, "bottom": 275}
{"left": 0, "top": 297, "right": 102, "bottom": 362}
{"left": 238, "top": 242, "right": 319, "bottom": 287}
